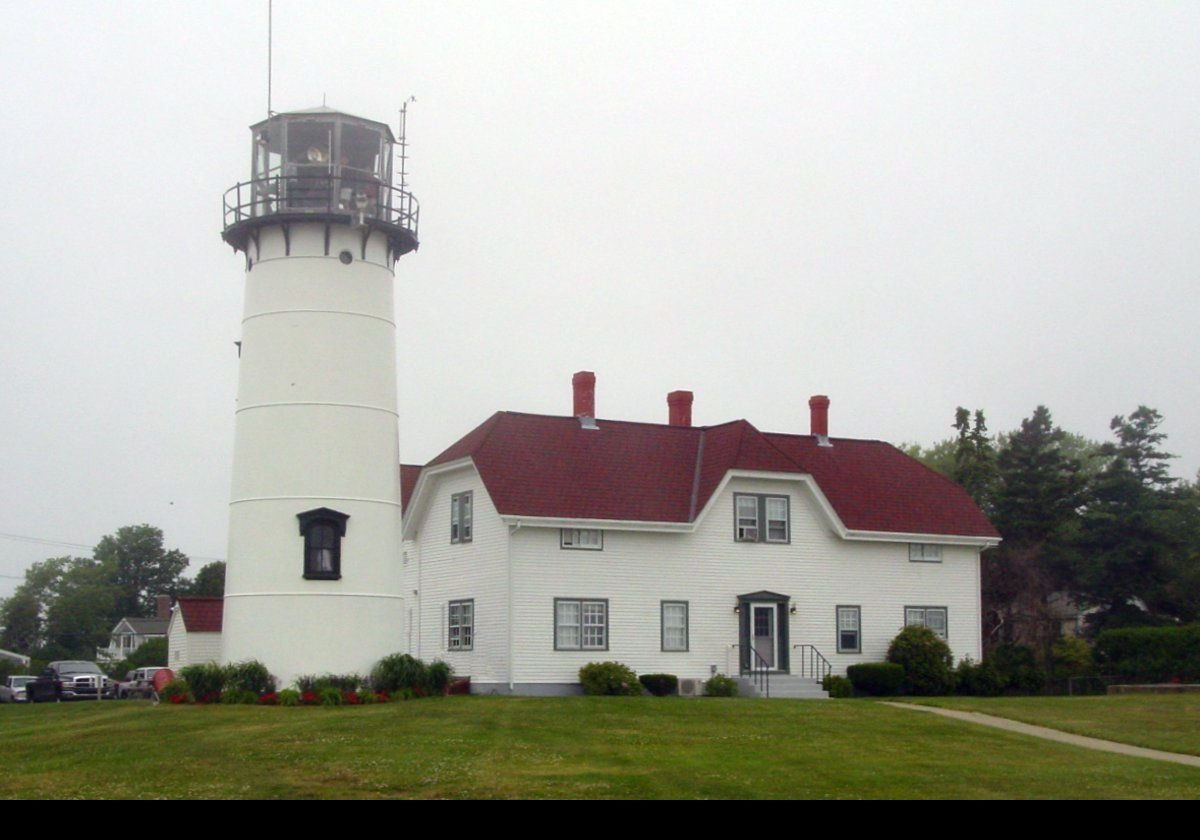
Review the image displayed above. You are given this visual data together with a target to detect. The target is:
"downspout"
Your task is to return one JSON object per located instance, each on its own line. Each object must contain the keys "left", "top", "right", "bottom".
{"left": 508, "top": 521, "right": 521, "bottom": 692}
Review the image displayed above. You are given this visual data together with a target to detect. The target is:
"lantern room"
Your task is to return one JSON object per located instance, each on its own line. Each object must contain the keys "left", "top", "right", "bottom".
{"left": 222, "top": 106, "right": 419, "bottom": 260}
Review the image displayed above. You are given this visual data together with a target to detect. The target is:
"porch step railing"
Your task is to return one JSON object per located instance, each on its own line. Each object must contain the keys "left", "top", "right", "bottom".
{"left": 793, "top": 644, "right": 832, "bottom": 683}
{"left": 747, "top": 646, "right": 771, "bottom": 698}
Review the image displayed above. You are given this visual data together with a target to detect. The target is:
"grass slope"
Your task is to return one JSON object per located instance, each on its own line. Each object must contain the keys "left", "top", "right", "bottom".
{"left": 2, "top": 697, "right": 1199, "bottom": 799}
{"left": 911, "top": 694, "right": 1200, "bottom": 757}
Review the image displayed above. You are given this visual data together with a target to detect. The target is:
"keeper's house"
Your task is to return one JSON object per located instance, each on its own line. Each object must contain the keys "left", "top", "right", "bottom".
{"left": 398, "top": 373, "right": 999, "bottom": 695}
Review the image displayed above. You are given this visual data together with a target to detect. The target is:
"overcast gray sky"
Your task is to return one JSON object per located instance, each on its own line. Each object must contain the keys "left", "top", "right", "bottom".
{"left": 1, "top": 2, "right": 1197, "bottom": 597}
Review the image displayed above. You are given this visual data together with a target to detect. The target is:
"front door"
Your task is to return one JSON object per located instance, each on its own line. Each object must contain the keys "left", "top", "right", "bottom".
{"left": 751, "top": 603, "right": 776, "bottom": 669}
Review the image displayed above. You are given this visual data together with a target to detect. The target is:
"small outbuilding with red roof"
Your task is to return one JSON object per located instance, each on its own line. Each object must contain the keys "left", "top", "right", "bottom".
{"left": 166, "top": 597, "right": 224, "bottom": 670}
{"left": 398, "top": 373, "right": 998, "bottom": 696}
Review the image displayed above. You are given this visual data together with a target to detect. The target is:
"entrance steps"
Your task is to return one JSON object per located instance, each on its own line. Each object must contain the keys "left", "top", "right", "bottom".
{"left": 735, "top": 674, "right": 829, "bottom": 699}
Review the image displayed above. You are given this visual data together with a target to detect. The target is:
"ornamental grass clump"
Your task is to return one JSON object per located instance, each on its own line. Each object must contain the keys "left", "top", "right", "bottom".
{"left": 370, "top": 653, "right": 452, "bottom": 696}
{"left": 178, "top": 663, "right": 225, "bottom": 703}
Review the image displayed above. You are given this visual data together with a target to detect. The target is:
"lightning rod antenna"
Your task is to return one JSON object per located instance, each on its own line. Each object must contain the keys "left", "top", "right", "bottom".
{"left": 267, "top": 0, "right": 273, "bottom": 116}
{"left": 398, "top": 96, "right": 416, "bottom": 191}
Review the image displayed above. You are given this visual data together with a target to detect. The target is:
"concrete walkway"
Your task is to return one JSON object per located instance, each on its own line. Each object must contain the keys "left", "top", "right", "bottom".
{"left": 883, "top": 702, "right": 1200, "bottom": 769}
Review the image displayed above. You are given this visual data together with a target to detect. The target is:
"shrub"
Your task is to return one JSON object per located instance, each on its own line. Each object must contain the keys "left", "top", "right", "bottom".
{"left": 638, "top": 674, "right": 679, "bottom": 696}
{"left": 296, "top": 673, "right": 362, "bottom": 693}
{"left": 371, "top": 654, "right": 431, "bottom": 694}
{"left": 847, "top": 662, "right": 905, "bottom": 696}
{"left": 224, "top": 660, "right": 277, "bottom": 696}
{"left": 703, "top": 675, "right": 738, "bottom": 697}
{"left": 355, "top": 688, "right": 377, "bottom": 704}
{"left": 318, "top": 686, "right": 344, "bottom": 706}
{"left": 179, "top": 663, "right": 225, "bottom": 701}
{"left": 1094, "top": 624, "right": 1200, "bottom": 682}
{"left": 955, "top": 658, "right": 1005, "bottom": 696}
{"left": 578, "top": 662, "right": 643, "bottom": 696}
{"left": 279, "top": 689, "right": 301, "bottom": 706}
{"left": 822, "top": 674, "right": 853, "bottom": 698}
{"left": 428, "top": 661, "right": 453, "bottom": 695}
{"left": 989, "top": 644, "right": 1046, "bottom": 694}
{"left": 1051, "top": 636, "right": 1094, "bottom": 681}
{"left": 258, "top": 692, "right": 280, "bottom": 705}
{"left": 159, "top": 678, "right": 192, "bottom": 704}
{"left": 219, "top": 688, "right": 258, "bottom": 705}
{"left": 886, "top": 626, "right": 955, "bottom": 695}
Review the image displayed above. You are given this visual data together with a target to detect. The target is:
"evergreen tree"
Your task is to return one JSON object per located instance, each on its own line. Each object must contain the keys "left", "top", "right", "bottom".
{"left": 993, "top": 406, "right": 1083, "bottom": 549}
{"left": 952, "top": 407, "right": 997, "bottom": 515}
{"left": 1076, "top": 407, "right": 1182, "bottom": 629}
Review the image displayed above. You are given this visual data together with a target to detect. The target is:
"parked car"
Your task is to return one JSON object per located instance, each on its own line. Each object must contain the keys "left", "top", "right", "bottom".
{"left": 117, "top": 667, "right": 167, "bottom": 699}
{"left": 0, "top": 675, "right": 36, "bottom": 703}
{"left": 26, "top": 661, "right": 116, "bottom": 702}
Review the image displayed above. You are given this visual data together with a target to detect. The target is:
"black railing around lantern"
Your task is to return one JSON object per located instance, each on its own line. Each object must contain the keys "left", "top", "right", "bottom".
{"left": 221, "top": 174, "right": 419, "bottom": 257}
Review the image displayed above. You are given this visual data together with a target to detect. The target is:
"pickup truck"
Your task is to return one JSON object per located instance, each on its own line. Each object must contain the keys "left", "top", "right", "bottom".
{"left": 26, "top": 661, "right": 116, "bottom": 702}
{"left": 0, "top": 675, "right": 36, "bottom": 702}
{"left": 117, "top": 667, "right": 168, "bottom": 699}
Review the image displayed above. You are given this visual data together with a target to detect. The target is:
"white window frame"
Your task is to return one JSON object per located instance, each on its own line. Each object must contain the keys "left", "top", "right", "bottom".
{"left": 661, "top": 601, "right": 689, "bottom": 652}
{"left": 560, "top": 528, "right": 603, "bottom": 550}
{"left": 448, "top": 599, "right": 473, "bottom": 651}
{"left": 554, "top": 598, "right": 608, "bottom": 651}
{"left": 905, "top": 606, "right": 948, "bottom": 639}
{"left": 450, "top": 491, "right": 472, "bottom": 544}
{"left": 836, "top": 605, "right": 861, "bottom": 654}
{"left": 735, "top": 493, "right": 789, "bottom": 543}
{"left": 908, "top": 543, "right": 942, "bottom": 563}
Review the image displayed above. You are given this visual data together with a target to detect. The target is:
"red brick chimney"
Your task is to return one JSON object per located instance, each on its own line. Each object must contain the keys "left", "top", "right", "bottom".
{"left": 809, "top": 395, "right": 830, "bottom": 437}
{"left": 667, "top": 390, "right": 693, "bottom": 427}
{"left": 156, "top": 594, "right": 171, "bottom": 620}
{"left": 572, "top": 371, "right": 596, "bottom": 417}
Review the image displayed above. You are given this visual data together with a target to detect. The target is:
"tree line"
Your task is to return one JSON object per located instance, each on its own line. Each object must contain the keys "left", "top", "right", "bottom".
{"left": 0, "top": 524, "right": 224, "bottom": 661}
{"left": 904, "top": 405, "right": 1199, "bottom": 659}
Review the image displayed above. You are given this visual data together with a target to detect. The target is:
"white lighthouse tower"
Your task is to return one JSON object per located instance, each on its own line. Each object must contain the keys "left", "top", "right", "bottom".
{"left": 219, "top": 107, "right": 418, "bottom": 684}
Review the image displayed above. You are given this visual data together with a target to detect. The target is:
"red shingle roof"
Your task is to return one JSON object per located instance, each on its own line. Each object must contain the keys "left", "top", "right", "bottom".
{"left": 408, "top": 411, "right": 998, "bottom": 539}
{"left": 177, "top": 597, "right": 223, "bottom": 633}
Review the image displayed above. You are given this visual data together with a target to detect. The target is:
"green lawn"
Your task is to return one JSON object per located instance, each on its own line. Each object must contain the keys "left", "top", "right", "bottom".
{"left": 908, "top": 694, "right": 1200, "bottom": 757}
{"left": 2, "top": 696, "right": 1198, "bottom": 799}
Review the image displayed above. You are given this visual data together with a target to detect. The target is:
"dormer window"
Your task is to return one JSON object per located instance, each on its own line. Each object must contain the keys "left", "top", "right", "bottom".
{"left": 297, "top": 507, "right": 349, "bottom": 580}
{"left": 735, "top": 494, "right": 789, "bottom": 543}
{"left": 451, "top": 492, "right": 473, "bottom": 544}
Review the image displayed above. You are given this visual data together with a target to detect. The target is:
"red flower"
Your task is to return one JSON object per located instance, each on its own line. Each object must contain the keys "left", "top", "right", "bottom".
{"left": 300, "top": 691, "right": 319, "bottom": 705}
{"left": 169, "top": 693, "right": 186, "bottom": 704}
{"left": 258, "top": 692, "right": 279, "bottom": 705}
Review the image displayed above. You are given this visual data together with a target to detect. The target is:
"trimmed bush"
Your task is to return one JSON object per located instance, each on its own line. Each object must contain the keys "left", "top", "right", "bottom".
{"left": 224, "top": 660, "right": 276, "bottom": 696}
{"left": 178, "top": 663, "right": 225, "bottom": 703}
{"left": 955, "top": 658, "right": 1005, "bottom": 696}
{"left": 886, "top": 626, "right": 955, "bottom": 695}
{"left": 703, "top": 675, "right": 738, "bottom": 697}
{"left": 1094, "top": 624, "right": 1200, "bottom": 682}
{"left": 578, "top": 662, "right": 643, "bottom": 695}
{"left": 638, "top": 674, "right": 679, "bottom": 696}
{"left": 822, "top": 674, "right": 853, "bottom": 698}
{"left": 846, "top": 662, "right": 905, "bottom": 696}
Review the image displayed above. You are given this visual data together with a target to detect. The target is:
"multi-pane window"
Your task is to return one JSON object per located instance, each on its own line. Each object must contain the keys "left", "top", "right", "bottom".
{"left": 909, "top": 544, "right": 943, "bottom": 563}
{"left": 905, "top": 606, "right": 948, "bottom": 639}
{"left": 450, "top": 492, "right": 472, "bottom": 544}
{"left": 561, "top": 529, "right": 603, "bottom": 550}
{"left": 297, "top": 507, "right": 349, "bottom": 580}
{"left": 554, "top": 599, "right": 608, "bottom": 650}
{"left": 661, "top": 601, "right": 688, "bottom": 651}
{"left": 837, "top": 606, "right": 861, "bottom": 653}
{"left": 736, "top": 495, "right": 759, "bottom": 541}
{"left": 448, "top": 599, "right": 474, "bottom": 651}
{"left": 735, "top": 494, "right": 789, "bottom": 543}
